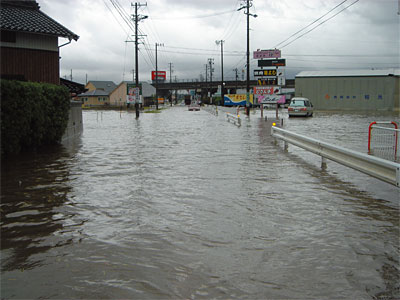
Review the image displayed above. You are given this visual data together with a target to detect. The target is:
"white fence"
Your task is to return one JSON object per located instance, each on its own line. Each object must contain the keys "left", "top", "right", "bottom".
{"left": 271, "top": 126, "right": 400, "bottom": 188}
{"left": 226, "top": 113, "right": 241, "bottom": 127}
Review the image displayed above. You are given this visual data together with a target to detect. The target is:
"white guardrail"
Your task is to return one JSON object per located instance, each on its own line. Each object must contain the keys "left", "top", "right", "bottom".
{"left": 226, "top": 113, "right": 241, "bottom": 127}
{"left": 271, "top": 126, "right": 400, "bottom": 187}
{"left": 204, "top": 105, "right": 218, "bottom": 116}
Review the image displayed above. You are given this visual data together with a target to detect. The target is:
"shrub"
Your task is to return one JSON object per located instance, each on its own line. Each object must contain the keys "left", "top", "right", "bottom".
{"left": 1, "top": 80, "right": 70, "bottom": 156}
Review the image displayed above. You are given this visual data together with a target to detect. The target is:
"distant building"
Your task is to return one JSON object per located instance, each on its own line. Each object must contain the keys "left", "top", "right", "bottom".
{"left": 79, "top": 81, "right": 157, "bottom": 107}
{"left": 79, "top": 89, "right": 110, "bottom": 108}
{"left": 0, "top": 0, "right": 79, "bottom": 84}
{"left": 295, "top": 69, "right": 400, "bottom": 111}
{"left": 79, "top": 81, "right": 117, "bottom": 107}
{"left": 109, "top": 82, "right": 156, "bottom": 107}
{"left": 85, "top": 81, "right": 117, "bottom": 94}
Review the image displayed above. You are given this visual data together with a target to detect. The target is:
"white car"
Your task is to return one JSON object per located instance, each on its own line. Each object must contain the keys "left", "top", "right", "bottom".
{"left": 288, "top": 97, "right": 314, "bottom": 117}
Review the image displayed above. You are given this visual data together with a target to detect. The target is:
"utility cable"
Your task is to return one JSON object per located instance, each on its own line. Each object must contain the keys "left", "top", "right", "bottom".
{"left": 274, "top": 0, "right": 349, "bottom": 48}
{"left": 149, "top": 9, "right": 236, "bottom": 20}
{"left": 278, "top": 0, "right": 360, "bottom": 49}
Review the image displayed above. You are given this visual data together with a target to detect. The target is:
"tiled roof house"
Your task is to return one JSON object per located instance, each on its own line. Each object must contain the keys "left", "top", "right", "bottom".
{"left": 86, "top": 81, "right": 118, "bottom": 94}
{"left": 0, "top": 0, "right": 79, "bottom": 84}
{"left": 79, "top": 81, "right": 117, "bottom": 107}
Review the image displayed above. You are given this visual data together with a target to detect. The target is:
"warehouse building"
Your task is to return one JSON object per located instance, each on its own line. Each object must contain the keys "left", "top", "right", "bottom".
{"left": 295, "top": 69, "right": 400, "bottom": 111}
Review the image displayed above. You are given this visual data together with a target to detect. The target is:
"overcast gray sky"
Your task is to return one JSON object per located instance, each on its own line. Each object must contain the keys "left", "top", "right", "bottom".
{"left": 40, "top": 0, "right": 399, "bottom": 85}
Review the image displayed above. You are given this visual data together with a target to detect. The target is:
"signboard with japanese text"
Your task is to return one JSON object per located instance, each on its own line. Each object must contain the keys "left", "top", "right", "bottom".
{"left": 151, "top": 71, "right": 166, "bottom": 81}
{"left": 258, "top": 78, "right": 277, "bottom": 86}
{"left": 253, "top": 69, "right": 277, "bottom": 78}
{"left": 127, "top": 84, "right": 141, "bottom": 104}
{"left": 253, "top": 86, "right": 281, "bottom": 96}
{"left": 253, "top": 49, "right": 281, "bottom": 59}
{"left": 224, "top": 94, "right": 254, "bottom": 106}
{"left": 258, "top": 59, "right": 286, "bottom": 67}
{"left": 254, "top": 86, "right": 282, "bottom": 104}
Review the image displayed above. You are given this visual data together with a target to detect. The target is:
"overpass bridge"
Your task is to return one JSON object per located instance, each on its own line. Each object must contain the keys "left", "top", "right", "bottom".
{"left": 155, "top": 79, "right": 295, "bottom": 93}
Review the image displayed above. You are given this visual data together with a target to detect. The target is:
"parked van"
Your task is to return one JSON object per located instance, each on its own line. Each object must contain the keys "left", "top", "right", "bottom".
{"left": 288, "top": 97, "right": 314, "bottom": 117}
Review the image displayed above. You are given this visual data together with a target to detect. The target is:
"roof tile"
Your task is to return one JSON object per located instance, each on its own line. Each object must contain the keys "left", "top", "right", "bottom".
{"left": 0, "top": 3, "right": 79, "bottom": 40}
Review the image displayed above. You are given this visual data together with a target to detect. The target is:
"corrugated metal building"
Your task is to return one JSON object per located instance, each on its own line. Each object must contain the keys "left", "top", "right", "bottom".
{"left": 295, "top": 69, "right": 400, "bottom": 111}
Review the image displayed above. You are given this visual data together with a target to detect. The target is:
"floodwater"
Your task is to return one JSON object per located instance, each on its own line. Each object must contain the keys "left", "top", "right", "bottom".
{"left": 1, "top": 106, "right": 399, "bottom": 299}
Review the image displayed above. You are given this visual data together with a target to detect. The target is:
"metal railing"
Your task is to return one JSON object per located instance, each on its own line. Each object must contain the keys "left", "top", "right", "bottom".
{"left": 226, "top": 112, "right": 241, "bottom": 127}
{"left": 368, "top": 121, "right": 399, "bottom": 162}
{"left": 271, "top": 126, "right": 400, "bottom": 187}
{"left": 203, "top": 105, "right": 218, "bottom": 116}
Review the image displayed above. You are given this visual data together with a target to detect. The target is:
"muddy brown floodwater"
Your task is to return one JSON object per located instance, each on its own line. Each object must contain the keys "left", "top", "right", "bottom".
{"left": 1, "top": 107, "right": 399, "bottom": 299}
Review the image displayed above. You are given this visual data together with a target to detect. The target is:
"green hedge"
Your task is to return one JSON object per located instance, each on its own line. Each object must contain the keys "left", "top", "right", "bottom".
{"left": 1, "top": 80, "right": 70, "bottom": 156}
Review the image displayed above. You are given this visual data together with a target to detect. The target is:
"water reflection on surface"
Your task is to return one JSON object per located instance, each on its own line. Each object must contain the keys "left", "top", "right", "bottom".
{"left": 1, "top": 107, "right": 399, "bottom": 299}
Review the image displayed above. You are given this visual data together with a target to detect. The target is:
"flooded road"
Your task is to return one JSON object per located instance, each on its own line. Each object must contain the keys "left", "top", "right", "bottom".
{"left": 1, "top": 106, "right": 399, "bottom": 299}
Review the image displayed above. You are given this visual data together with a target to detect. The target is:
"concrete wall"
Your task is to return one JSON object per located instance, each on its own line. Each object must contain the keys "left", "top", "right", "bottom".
{"left": 295, "top": 76, "right": 400, "bottom": 111}
{"left": 62, "top": 101, "right": 83, "bottom": 143}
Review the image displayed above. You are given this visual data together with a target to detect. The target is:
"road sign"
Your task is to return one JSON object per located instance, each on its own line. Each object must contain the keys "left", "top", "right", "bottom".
{"left": 258, "top": 59, "right": 286, "bottom": 67}
{"left": 253, "top": 49, "right": 281, "bottom": 59}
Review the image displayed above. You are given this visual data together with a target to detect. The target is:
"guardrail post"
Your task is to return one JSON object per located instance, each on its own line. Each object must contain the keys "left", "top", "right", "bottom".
{"left": 321, "top": 157, "right": 327, "bottom": 169}
{"left": 284, "top": 141, "right": 288, "bottom": 151}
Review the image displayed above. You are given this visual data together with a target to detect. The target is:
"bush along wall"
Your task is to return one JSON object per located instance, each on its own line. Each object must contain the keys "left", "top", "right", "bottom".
{"left": 1, "top": 80, "right": 70, "bottom": 156}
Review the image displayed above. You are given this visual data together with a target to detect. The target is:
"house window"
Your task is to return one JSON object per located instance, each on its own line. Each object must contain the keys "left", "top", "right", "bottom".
{"left": 1, "top": 30, "right": 16, "bottom": 43}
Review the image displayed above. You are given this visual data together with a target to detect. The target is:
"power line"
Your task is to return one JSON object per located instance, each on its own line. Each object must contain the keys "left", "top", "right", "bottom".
{"left": 149, "top": 9, "right": 237, "bottom": 20}
{"left": 109, "top": 0, "right": 135, "bottom": 32}
{"left": 103, "top": 0, "right": 133, "bottom": 40}
{"left": 274, "top": 0, "right": 349, "bottom": 48}
{"left": 279, "top": 0, "right": 360, "bottom": 49}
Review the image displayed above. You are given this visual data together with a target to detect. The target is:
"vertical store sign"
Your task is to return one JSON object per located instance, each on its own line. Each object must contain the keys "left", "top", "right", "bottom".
{"left": 127, "top": 84, "right": 141, "bottom": 104}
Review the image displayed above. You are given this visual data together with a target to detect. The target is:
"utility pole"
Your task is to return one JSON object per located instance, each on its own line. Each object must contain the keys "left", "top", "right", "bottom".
{"left": 169, "top": 62, "right": 173, "bottom": 106}
{"left": 132, "top": 2, "right": 147, "bottom": 118}
{"left": 168, "top": 63, "right": 173, "bottom": 83}
{"left": 208, "top": 58, "right": 214, "bottom": 104}
{"left": 208, "top": 58, "right": 214, "bottom": 83}
{"left": 155, "top": 43, "right": 164, "bottom": 110}
{"left": 205, "top": 63, "right": 208, "bottom": 103}
{"left": 174, "top": 76, "right": 178, "bottom": 104}
{"left": 239, "top": 0, "right": 257, "bottom": 116}
{"left": 233, "top": 68, "right": 238, "bottom": 91}
{"left": 216, "top": 40, "right": 225, "bottom": 106}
